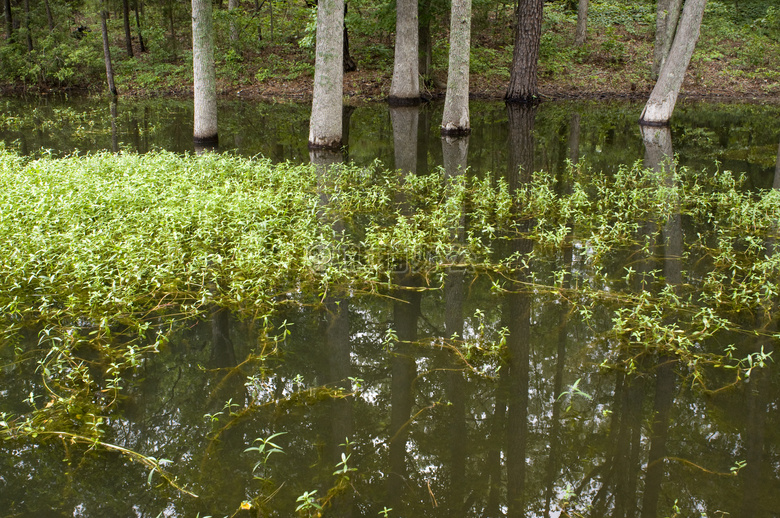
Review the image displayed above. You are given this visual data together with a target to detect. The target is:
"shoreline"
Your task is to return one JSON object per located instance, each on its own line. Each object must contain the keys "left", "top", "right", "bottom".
{"left": 3, "top": 69, "right": 779, "bottom": 106}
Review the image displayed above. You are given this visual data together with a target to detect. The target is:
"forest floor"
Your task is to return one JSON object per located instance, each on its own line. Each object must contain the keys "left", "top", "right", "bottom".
{"left": 111, "top": 37, "right": 780, "bottom": 106}
{"left": 4, "top": 2, "right": 780, "bottom": 106}
{"left": 208, "top": 64, "right": 780, "bottom": 104}
{"left": 8, "top": 65, "right": 776, "bottom": 104}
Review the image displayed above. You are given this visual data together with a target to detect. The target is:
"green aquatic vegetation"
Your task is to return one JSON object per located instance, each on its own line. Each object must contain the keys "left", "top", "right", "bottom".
{"left": 0, "top": 150, "right": 778, "bottom": 505}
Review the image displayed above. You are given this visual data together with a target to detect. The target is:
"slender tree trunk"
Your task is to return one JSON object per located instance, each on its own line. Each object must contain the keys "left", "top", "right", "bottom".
{"left": 441, "top": 0, "right": 471, "bottom": 135}
{"left": 506, "top": 0, "right": 543, "bottom": 102}
{"left": 775, "top": 139, "right": 780, "bottom": 191}
{"left": 4, "top": 0, "right": 12, "bottom": 41}
{"left": 574, "top": 0, "right": 588, "bottom": 46}
{"left": 135, "top": 0, "right": 146, "bottom": 52}
{"left": 110, "top": 100, "right": 119, "bottom": 152}
{"left": 309, "top": 0, "right": 344, "bottom": 149}
{"left": 192, "top": 0, "right": 218, "bottom": 144}
{"left": 169, "top": 0, "right": 177, "bottom": 57}
{"left": 267, "top": 0, "right": 274, "bottom": 41}
{"left": 23, "top": 0, "right": 32, "bottom": 51}
{"left": 122, "top": 0, "right": 134, "bottom": 57}
{"left": 652, "top": 0, "right": 683, "bottom": 79}
{"left": 228, "top": 0, "right": 238, "bottom": 43}
{"left": 640, "top": 0, "right": 706, "bottom": 125}
{"left": 44, "top": 0, "right": 54, "bottom": 30}
{"left": 343, "top": 3, "right": 356, "bottom": 71}
{"left": 101, "top": 7, "right": 118, "bottom": 97}
{"left": 388, "top": 0, "right": 421, "bottom": 104}
{"left": 418, "top": 0, "right": 432, "bottom": 79}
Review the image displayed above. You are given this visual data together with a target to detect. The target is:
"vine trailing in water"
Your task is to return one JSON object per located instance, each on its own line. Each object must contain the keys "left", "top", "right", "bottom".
{"left": 0, "top": 150, "right": 778, "bottom": 498}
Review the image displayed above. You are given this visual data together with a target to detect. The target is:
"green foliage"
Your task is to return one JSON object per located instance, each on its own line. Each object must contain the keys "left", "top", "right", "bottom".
{"left": 245, "top": 432, "right": 287, "bottom": 477}
{"left": 295, "top": 490, "right": 322, "bottom": 515}
{"left": 298, "top": 6, "right": 317, "bottom": 51}
{"left": 599, "top": 27, "right": 626, "bottom": 65}
{"left": 470, "top": 45, "right": 510, "bottom": 79}
{"left": 0, "top": 26, "right": 103, "bottom": 86}
{"left": 587, "top": 0, "right": 655, "bottom": 29}
{"left": 1, "top": 148, "right": 779, "bottom": 514}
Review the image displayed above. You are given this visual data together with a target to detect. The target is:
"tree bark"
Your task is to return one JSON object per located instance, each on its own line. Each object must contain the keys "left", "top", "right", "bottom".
{"left": 228, "top": 0, "right": 238, "bottom": 43}
{"left": 388, "top": 0, "right": 421, "bottom": 104}
{"left": 652, "top": 0, "right": 683, "bottom": 79}
{"left": 574, "top": 0, "right": 588, "bottom": 46}
{"left": 441, "top": 0, "right": 471, "bottom": 136}
{"left": 640, "top": 0, "right": 706, "bottom": 125}
{"left": 192, "top": 0, "right": 218, "bottom": 144}
{"left": 23, "top": 0, "right": 32, "bottom": 52}
{"left": 506, "top": 0, "right": 543, "bottom": 102}
{"left": 134, "top": 0, "right": 146, "bottom": 52}
{"left": 100, "top": 8, "right": 118, "bottom": 97}
{"left": 309, "top": 0, "right": 344, "bottom": 149}
{"left": 44, "top": 0, "right": 54, "bottom": 30}
{"left": 123, "top": 0, "right": 134, "bottom": 57}
{"left": 418, "top": 0, "right": 432, "bottom": 79}
{"left": 3, "top": 0, "right": 12, "bottom": 41}
{"left": 168, "top": 0, "right": 177, "bottom": 58}
{"left": 343, "top": 3, "right": 356, "bottom": 72}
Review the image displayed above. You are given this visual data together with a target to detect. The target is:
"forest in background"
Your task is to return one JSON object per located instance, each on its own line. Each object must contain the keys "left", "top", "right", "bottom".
{"left": 1, "top": 0, "right": 780, "bottom": 101}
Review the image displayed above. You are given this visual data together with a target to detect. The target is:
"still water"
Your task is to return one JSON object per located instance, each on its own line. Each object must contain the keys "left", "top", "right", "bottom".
{"left": 1, "top": 97, "right": 779, "bottom": 517}
{"left": 1, "top": 96, "right": 779, "bottom": 188}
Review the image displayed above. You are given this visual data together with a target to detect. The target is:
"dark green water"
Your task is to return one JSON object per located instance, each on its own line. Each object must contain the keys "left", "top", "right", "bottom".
{"left": 2, "top": 264, "right": 777, "bottom": 517}
{"left": 1, "top": 97, "right": 779, "bottom": 517}
{"left": 1, "top": 96, "right": 779, "bottom": 189}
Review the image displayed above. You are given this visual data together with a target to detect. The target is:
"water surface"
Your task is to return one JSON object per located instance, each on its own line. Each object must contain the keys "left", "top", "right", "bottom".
{"left": 0, "top": 97, "right": 779, "bottom": 517}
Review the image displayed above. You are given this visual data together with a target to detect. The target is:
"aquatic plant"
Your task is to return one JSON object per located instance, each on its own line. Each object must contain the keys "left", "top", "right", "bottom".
{"left": 0, "top": 149, "right": 778, "bottom": 512}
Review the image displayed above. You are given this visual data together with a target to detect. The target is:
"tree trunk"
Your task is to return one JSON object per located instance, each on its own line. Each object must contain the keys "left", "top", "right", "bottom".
{"left": 23, "top": 0, "right": 32, "bottom": 51}
{"left": 192, "top": 0, "right": 218, "bottom": 144}
{"left": 267, "top": 0, "right": 274, "bottom": 41}
{"left": 123, "top": 0, "right": 134, "bottom": 57}
{"left": 343, "top": 3, "right": 356, "bottom": 71}
{"left": 309, "top": 0, "right": 344, "bottom": 149}
{"left": 110, "top": 100, "right": 119, "bottom": 152}
{"left": 574, "top": 0, "right": 588, "bottom": 46}
{"left": 640, "top": 0, "right": 706, "bottom": 125}
{"left": 100, "top": 8, "right": 118, "bottom": 97}
{"left": 418, "top": 0, "right": 432, "bottom": 79}
{"left": 44, "top": 0, "right": 54, "bottom": 30}
{"left": 135, "top": 0, "right": 146, "bottom": 52}
{"left": 3, "top": 0, "right": 12, "bottom": 41}
{"left": 169, "top": 0, "right": 177, "bottom": 57}
{"left": 652, "top": 0, "right": 683, "bottom": 79}
{"left": 228, "top": 0, "right": 238, "bottom": 43}
{"left": 441, "top": 0, "right": 471, "bottom": 136}
{"left": 505, "top": 0, "right": 543, "bottom": 102}
{"left": 775, "top": 139, "right": 780, "bottom": 190}
{"left": 388, "top": 0, "right": 420, "bottom": 104}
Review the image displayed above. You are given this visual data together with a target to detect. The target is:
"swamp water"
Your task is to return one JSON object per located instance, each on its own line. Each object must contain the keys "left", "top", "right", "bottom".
{"left": 0, "top": 98, "right": 779, "bottom": 518}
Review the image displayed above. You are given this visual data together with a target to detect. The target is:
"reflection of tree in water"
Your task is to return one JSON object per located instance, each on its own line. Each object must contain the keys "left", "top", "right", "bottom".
{"left": 443, "top": 132, "right": 468, "bottom": 514}
{"left": 386, "top": 103, "right": 422, "bottom": 512}
{"left": 738, "top": 137, "right": 780, "bottom": 518}
{"left": 503, "top": 102, "right": 535, "bottom": 518}
{"left": 324, "top": 293, "right": 354, "bottom": 516}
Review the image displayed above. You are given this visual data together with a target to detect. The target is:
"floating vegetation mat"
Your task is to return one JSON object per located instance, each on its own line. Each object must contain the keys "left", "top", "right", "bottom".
{"left": 0, "top": 150, "right": 778, "bottom": 516}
